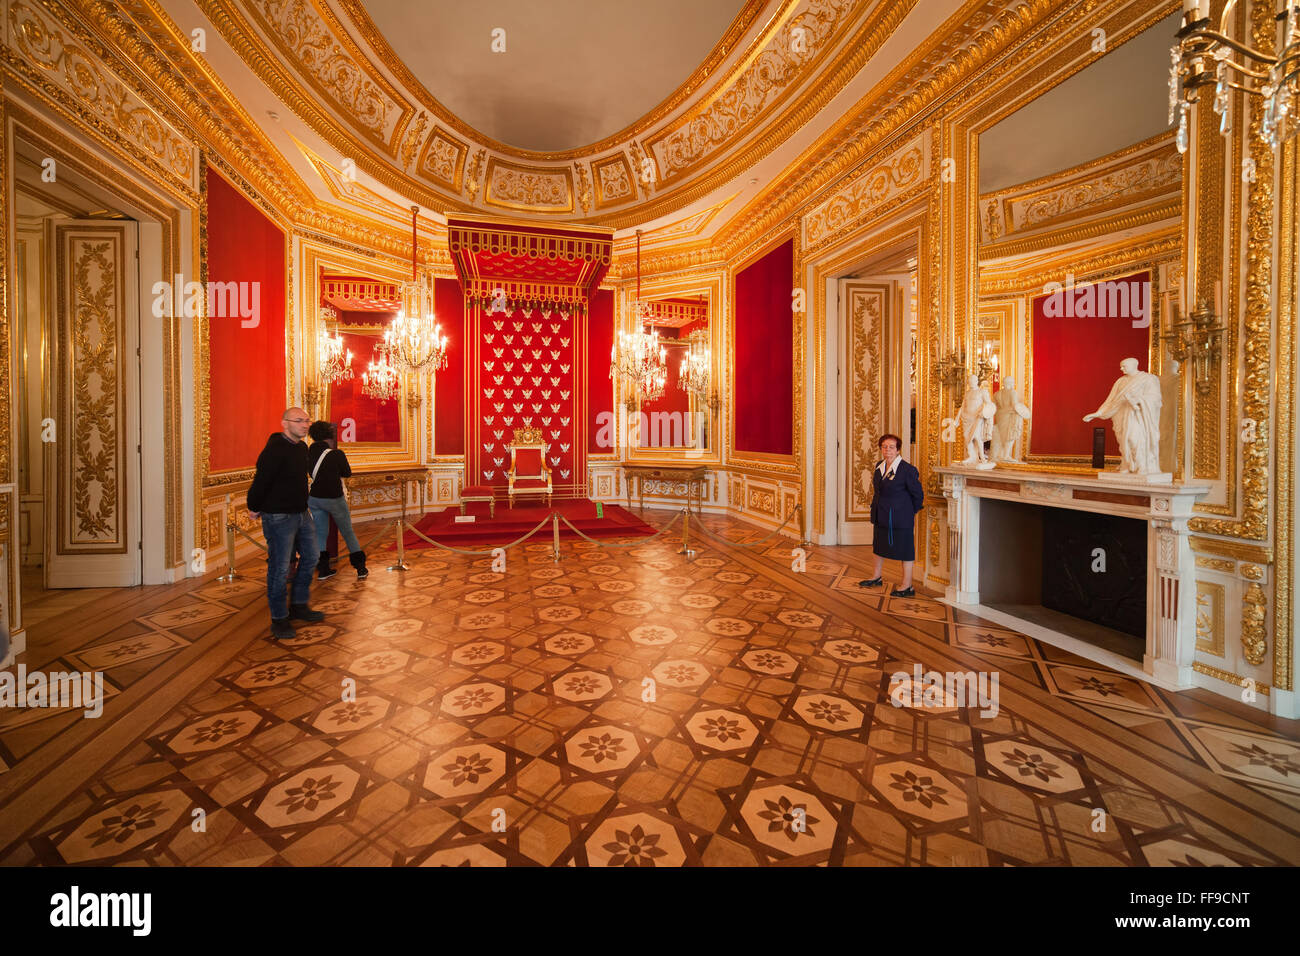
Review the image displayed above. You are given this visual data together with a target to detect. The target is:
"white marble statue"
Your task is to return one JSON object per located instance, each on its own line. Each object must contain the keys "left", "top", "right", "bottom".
{"left": 991, "top": 376, "right": 1032, "bottom": 462}
{"left": 958, "top": 373, "right": 996, "bottom": 468}
{"left": 1083, "top": 357, "right": 1167, "bottom": 479}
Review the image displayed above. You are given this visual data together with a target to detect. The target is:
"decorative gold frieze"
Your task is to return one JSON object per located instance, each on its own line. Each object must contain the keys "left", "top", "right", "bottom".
{"left": 6, "top": 0, "right": 198, "bottom": 189}
{"left": 484, "top": 159, "right": 572, "bottom": 213}
{"left": 593, "top": 156, "right": 635, "bottom": 209}
{"left": 246, "top": 0, "right": 408, "bottom": 148}
{"left": 978, "top": 133, "right": 1180, "bottom": 242}
{"left": 1194, "top": 556, "right": 1235, "bottom": 573}
{"left": 845, "top": 285, "right": 886, "bottom": 521}
{"left": 649, "top": 0, "right": 854, "bottom": 184}
{"left": 803, "top": 130, "right": 929, "bottom": 249}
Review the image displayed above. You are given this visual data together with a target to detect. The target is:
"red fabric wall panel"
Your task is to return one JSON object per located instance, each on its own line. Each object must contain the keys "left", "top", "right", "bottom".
{"left": 734, "top": 240, "right": 794, "bottom": 455}
{"left": 586, "top": 289, "right": 614, "bottom": 455}
{"left": 328, "top": 331, "right": 401, "bottom": 442}
{"left": 434, "top": 278, "right": 465, "bottom": 455}
{"left": 1030, "top": 271, "right": 1152, "bottom": 457}
{"left": 472, "top": 305, "right": 583, "bottom": 493}
{"left": 206, "top": 169, "right": 286, "bottom": 472}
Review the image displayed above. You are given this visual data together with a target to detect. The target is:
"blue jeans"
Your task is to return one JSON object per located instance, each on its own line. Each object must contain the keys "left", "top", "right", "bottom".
{"left": 309, "top": 495, "right": 361, "bottom": 553}
{"left": 262, "top": 511, "right": 316, "bottom": 619}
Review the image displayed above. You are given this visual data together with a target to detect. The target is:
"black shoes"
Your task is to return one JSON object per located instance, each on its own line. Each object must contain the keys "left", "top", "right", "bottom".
{"left": 317, "top": 551, "right": 336, "bottom": 580}
{"left": 288, "top": 603, "right": 325, "bottom": 622}
{"left": 890, "top": 586, "right": 916, "bottom": 598}
{"left": 270, "top": 617, "right": 295, "bottom": 640}
{"left": 858, "top": 577, "right": 883, "bottom": 588}
{"left": 349, "top": 550, "right": 369, "bottom": 579}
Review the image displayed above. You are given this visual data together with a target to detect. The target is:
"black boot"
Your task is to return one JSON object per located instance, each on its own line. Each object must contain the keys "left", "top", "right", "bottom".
{"left": 349, "top": 550, "right": 369, "bottom": 579}
{"left": 270, "top": 617, "right": 295, "bottom": 640}
{"left": 289, "top": 603, "right": 325, "bottom": 622}
{"left": 317, "top": 551, "right": 337, "bottom": 580}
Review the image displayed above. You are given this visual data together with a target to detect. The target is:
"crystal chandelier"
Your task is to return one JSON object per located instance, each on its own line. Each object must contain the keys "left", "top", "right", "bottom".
{"left": 318, "top": 323, "right": 353, "bottom": 386}
{"left": 383, "top": 206, "right": 448, "bottom": 374}
{"left": 679, "top": 329, "right": 711, "bottom": 400}
{"left": 1170, "top": 0, "right": 1300, "bottom": 153}
{"left": 361, "top": 349, "right": 400, "bottom": 404}
{"left": 609, "top": 230, "right": 667, "bottom": 406}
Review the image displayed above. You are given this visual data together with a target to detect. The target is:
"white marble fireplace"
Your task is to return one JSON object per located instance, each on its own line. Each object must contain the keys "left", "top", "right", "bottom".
{"left": 938, "top": 466, "right": 1211, "bottom": 690}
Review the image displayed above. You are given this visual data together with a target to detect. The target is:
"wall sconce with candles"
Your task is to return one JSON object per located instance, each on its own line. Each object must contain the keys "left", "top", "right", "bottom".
{"left": 1170, "top": 0, "right": 1300, "bottom": 154}
{"left": 933, "top": 344, "right": 969, "bottom": 402}
{"left": 975, "top": 341, "right": 1000, "bottom": 386}
{"left": 1159, "top": 279, "right": 1225, "bottom": 393}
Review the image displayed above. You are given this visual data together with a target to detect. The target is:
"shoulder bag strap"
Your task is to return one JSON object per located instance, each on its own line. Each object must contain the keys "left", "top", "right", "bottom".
{"left": 310, "top": 448, "right": 331, "bottom": 483}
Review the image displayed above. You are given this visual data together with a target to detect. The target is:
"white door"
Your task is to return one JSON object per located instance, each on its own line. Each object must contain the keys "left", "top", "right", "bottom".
{"left": 44, "top": 220, "right": 142, "bottom": 587}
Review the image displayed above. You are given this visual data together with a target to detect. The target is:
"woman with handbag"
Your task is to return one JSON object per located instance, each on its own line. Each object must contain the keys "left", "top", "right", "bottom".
{"left": 858, "top": 433, "right": 925, "bottom": 597}
{"left": 307, "top": 420, "right": 368, "bottom": 580}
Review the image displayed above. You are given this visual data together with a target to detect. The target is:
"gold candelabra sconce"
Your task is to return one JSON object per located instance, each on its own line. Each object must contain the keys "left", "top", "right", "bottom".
{"left": 1160, "top": 280, "right": 1225, "bottom": 394}
{"left": 405, "top": 381, "right": 423, "bottom": 413}
{"left": 933, "top": 345, "right": 968, "bottom": 402}
{"left": 303, "top": 383, "right": 322, "bottom": 417}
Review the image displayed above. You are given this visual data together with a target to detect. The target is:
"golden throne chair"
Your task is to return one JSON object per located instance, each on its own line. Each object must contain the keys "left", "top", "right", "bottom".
{"left": 506, "top": 426, "right": 552, "bottom": 507}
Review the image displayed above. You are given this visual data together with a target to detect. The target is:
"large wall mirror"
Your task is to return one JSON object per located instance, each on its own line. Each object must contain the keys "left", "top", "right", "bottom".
{"left": 318, "top": 273, "right": 406, "bottom": 450}
{"left": 634, "top": 295, "right": 714, "bottom": 454}
{"left": 974, "top": 10, "right": 1181, "bottom": 472}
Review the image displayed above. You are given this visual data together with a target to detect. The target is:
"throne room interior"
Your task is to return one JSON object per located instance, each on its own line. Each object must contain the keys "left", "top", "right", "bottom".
{"left": 0, "top": 0, "right": 1298, "bottom": 870}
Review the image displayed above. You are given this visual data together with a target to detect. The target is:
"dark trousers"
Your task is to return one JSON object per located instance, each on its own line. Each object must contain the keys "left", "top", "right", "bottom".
{"left": 262, "top": 511, "right": 316, "bottom": 619}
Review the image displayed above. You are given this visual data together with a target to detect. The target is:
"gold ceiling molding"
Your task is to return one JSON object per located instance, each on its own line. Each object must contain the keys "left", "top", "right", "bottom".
{"left": 199, "top": 0, "right": 905, "bottom": 227}
{"left": 979, "top": 133, "right": 1181, "bottom": 243}
{"left": 802, "top": 129, "right": 930, "bottom": 250}
{"left": 337, "top": 0, "right": 771, "bottom": 161}
{"left": 715, "top": 0, "right": 1056, "bottom": 258}
{"left": 246, "top": 0, "right": 414, "bottom": 152}
{"left": 647, "top": 0, "right": 852, "bottom": 185}
{"left": 58, "top": 0, "right": 441, "bottom": 263}
{"left": 4, "top": 0, "right": 200, "bottom": 195}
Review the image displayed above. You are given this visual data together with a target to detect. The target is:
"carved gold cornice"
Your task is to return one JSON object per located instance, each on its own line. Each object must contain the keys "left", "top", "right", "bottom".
{"left": 1189, "top": 536, "right": 1272, "bottom": 565}
{"left": 195, "top": 0, "right": 909, "bottom": 228}
{"left": 718, "top": 0, "right": 1059, "bottom": 259}
{"left": 979, "top": 200, "right": 1181, "bottom": 262}
{"left": 978, "top": 231, "right": 1180, "bottom": 295}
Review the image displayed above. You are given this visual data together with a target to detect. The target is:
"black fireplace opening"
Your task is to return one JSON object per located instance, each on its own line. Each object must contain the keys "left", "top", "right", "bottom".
{"left": 1041, "top": 507, "right": 1147, "bottom": 639}
{"left": 977, "top": 497, "right": 1146, "bottom": 661}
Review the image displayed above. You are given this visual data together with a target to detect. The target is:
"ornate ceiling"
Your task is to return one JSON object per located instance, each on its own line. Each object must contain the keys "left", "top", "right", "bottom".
{"left": 183, "top": 0, "right": 909, "bottom": 228}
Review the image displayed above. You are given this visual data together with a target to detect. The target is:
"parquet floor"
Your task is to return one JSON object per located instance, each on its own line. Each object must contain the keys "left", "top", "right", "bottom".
{"left": 1, "top": 510, "right": 1297, "bottom": 866}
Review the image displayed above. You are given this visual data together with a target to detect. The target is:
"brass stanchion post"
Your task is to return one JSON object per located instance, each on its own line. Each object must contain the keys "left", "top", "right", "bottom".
{"left": 678, "top": 507, "right": 695, "bottom": 558}
{"left": 218, "top": 493, "right": 239, "bottom": 581}
{"left": 798, "top": 504, "right": 809, "bottom": 550}
{"left": 388, "top": 479, "right": 410, "bottom": 572}
{"left": 552, "top": 514, "right": 563, "bottom": 562}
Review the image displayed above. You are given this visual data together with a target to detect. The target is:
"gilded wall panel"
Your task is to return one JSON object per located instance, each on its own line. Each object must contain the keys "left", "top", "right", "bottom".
{"left": 844, "top": 285, "right": 887, "bottom": 522}
{"left": 55, "top": 228, "right": 127, "bottom": 553}
{"left": 1195, "top": 580, "right": 1225, "bottom": 657}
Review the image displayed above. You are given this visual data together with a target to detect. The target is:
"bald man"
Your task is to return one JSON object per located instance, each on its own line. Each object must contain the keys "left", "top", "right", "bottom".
{"left": 247, "top": 407, "right": 326, "bottom": 638}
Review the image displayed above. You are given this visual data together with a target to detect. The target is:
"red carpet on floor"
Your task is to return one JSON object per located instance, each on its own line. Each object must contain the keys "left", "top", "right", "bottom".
{"left": 400, "top": 498, "right": 659, "bottom": 548}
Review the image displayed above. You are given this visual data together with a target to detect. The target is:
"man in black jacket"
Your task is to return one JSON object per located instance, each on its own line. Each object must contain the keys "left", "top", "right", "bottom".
{"left": 247, "top": 408, "right": 326, "bottom": 639}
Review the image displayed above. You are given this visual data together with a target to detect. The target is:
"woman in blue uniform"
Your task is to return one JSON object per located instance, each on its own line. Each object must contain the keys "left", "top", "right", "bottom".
{"left": 858, "top": 433, "right": 925, "bottom": 597}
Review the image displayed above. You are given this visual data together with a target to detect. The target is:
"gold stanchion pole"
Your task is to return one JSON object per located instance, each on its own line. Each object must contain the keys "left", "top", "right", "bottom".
{"left": 552, "top": 514, "right": 563, "bottom": 562}
{"left": 678, "top": 506, "right": 695, "bottom": 558}
{"left": 798, "top": 503, "right": 809, "bottom": 550}
{"left": 388, "top": 478, "right": 410, "bottom": 572}
{"left": 218, "top": 493, "right": 238, "bottom": 582}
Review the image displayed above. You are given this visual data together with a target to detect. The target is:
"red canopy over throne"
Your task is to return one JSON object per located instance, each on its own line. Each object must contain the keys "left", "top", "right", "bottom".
{"left": 447, "top": 217, "right": 612, "bottom": 501}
